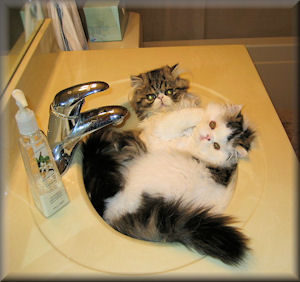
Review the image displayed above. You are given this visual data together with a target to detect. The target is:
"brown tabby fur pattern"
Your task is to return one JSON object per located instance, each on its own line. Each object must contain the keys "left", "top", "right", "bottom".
{"left": 130, "top": 64, "right": 190, "bottom": 120}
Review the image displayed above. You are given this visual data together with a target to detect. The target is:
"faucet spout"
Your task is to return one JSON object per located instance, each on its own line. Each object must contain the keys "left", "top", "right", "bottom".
{"left": 51, "top": 105, "right": 128, "bottom": 174}
{"left": 64, "top": 105, "right": 128, "bottom": 150}
{"left": 47, "top": 81, "right": 129, "bottom": 174}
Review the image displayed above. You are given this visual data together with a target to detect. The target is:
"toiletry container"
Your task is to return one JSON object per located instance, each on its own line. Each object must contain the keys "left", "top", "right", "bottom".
{"left": 12, "top": 89, "right": 69, "bottom": 217}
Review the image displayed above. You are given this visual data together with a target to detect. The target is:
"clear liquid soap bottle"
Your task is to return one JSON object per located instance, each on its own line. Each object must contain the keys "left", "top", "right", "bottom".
{"left": 12, "top": 89, "right": 69, "bottom": 217}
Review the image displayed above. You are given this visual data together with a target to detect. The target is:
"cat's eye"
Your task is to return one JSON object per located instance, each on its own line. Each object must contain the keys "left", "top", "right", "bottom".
{"left": 209, "top": 121, "right": 216, "bottom": 129}
{"left": 146, "top": 94, "right": 156, "bottom": 101}
{"left": 165, "top": 89, "right": 173, "bottom": 95}
{"left": 213, "top": 142, "right": 220, "bottom": 150}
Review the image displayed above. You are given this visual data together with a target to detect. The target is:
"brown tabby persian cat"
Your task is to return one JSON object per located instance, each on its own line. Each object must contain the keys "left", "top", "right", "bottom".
{"left": 129, "top": 64, "right": 200, "bottom": 120}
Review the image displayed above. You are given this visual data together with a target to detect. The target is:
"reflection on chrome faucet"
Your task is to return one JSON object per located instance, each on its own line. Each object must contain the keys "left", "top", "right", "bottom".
{"left": 47, "top": 81, "right": 128, "bottom": 174}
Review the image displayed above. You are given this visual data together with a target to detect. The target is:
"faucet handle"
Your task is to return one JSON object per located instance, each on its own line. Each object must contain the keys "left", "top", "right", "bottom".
{"left": 51, "top": 81, "right": 109, "bottom": 116}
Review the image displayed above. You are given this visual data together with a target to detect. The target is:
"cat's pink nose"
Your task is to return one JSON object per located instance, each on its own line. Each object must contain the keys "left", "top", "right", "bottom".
{"left": 157, "top": 93, "right": 164, "bottom": 100}
{"left": 200, "top": 134, "right": 211, "bottom": 141}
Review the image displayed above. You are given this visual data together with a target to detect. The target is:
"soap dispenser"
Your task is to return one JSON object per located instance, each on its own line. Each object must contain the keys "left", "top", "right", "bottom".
{"left": 12, "top": 89, "right": 69, "bottom": 217}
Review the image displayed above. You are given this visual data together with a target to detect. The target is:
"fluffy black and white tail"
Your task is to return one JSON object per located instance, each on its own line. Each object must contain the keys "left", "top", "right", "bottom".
{"left": 82, "top": 127, "right": 146, "bottom": 216}
{"left": 110, "top": 193, "right": 249, "bottom": 266}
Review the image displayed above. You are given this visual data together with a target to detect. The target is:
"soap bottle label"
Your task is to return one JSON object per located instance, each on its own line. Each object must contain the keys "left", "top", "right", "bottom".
{"left": 34, "top": 143, "right": 57, "bottom": 191}
{"left": 20, "top": 135, "right": 69, "bottom": 218}
{"left": 39, "top": 185, "right": 69, "bottom": 217}
{"left": 33, "top": 142, "right": 69, "bottom": 217}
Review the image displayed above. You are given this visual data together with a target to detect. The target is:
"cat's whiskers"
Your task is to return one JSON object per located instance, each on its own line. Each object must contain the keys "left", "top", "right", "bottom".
{"left": 226, "top": 153, "right": 232, "bottom": 161}
{"left": 226, "top": 151, "right": 238, "bottom": 164}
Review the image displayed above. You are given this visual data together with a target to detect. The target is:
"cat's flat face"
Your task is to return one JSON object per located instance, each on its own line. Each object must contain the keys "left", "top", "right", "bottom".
{"left": 192, "top": 103, "right": 254, "bottom": 166}
{"left": 130, "top": 64, "right": 189, "bottom": 120}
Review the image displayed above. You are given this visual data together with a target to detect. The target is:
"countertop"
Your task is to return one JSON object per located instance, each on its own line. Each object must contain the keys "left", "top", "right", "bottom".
{"left": 3, "top": 45, "right": 298, "bottom": 280}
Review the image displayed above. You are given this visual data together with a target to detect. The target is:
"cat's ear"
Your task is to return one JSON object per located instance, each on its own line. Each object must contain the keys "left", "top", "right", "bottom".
{"left": 130, "top": 75, "right": 144, "bottom": 88}
{"left": 169, "top": 63, "right": 181, "bottom": 77}
{"left": 226, "top": 104, "right": 243, "bottom": 119}
{"left": 231, "top": 104, "right": 243, "bottom": 116}
{"left": 235, "top": 145, "right": 248, "bottom": 158}
{"left": 170, "top": 63, "right": 179, "bottom": 72}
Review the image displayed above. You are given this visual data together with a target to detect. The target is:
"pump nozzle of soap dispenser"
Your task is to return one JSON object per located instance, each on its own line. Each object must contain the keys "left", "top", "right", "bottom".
{"left": 12, "top": 89, "right": 28, "bottom": 109}
{"left": 12, "top": 89, "right": 39, "bottom": 136}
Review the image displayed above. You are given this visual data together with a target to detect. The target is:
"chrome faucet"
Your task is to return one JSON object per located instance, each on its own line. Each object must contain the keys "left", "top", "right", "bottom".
{"left": 47, "top": 81, "right": 128, "bottom": 174}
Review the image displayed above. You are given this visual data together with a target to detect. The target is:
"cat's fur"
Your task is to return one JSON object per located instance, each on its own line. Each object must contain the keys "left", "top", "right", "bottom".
{"left": 139, "top": 103, "right": 252, "bottom": 166}
{"left": 129, "top": 64, "right": 200, "bottom": 120}
{"left": 83, "top": 129, "right": 146, "bottom": 215}
{"left": 82, "top": 103, "right": 255, "bottom": 266}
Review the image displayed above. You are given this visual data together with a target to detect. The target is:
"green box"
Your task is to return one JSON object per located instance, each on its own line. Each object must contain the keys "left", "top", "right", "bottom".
{"left": 83, "top": 0, "right": 128, "bottom": 42}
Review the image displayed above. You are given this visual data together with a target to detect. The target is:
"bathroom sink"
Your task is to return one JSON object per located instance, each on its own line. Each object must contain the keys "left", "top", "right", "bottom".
{"left": 5, "top": 45, "right": 297, "bottom": 279}
{"left": 27, "top": 79, "right": 267, "bottom": 275}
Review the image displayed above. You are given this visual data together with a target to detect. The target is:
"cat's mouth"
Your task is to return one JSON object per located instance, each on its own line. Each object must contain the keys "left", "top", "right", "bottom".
{"left": 158, "top": 101, "right": 167, "bottom": 107}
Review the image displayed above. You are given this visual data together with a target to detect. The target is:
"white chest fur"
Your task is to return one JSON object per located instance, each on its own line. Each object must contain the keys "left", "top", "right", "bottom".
{"left": 103, "top": 151, "right": 236, "bottom": 223}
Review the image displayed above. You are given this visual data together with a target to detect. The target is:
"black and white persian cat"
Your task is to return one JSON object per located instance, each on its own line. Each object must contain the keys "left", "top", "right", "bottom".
{"left": 82, "top": 66, "right": 255, "bottom": 266}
